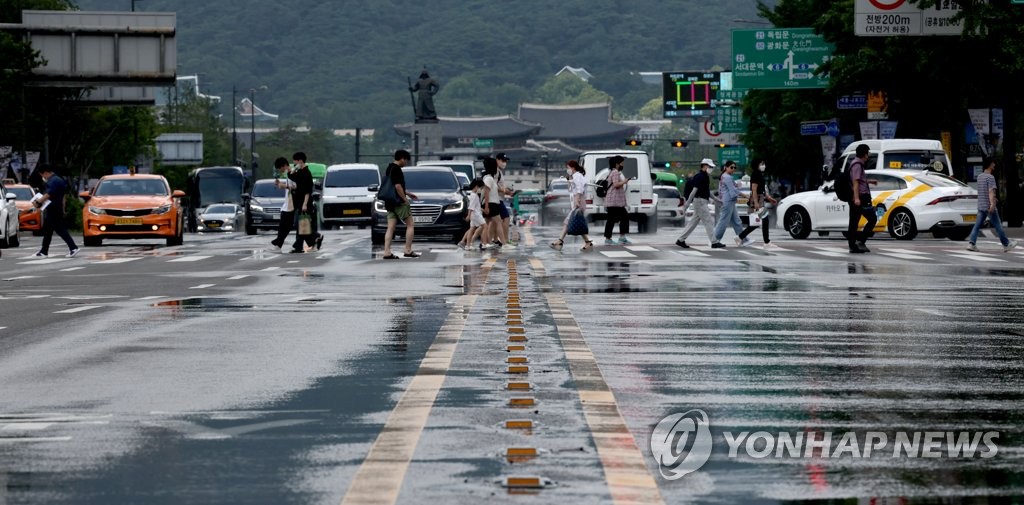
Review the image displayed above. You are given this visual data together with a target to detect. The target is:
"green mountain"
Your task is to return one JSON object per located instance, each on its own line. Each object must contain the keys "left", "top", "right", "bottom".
{"left": 74, "top": 0, "right": 766, "bottom": 131}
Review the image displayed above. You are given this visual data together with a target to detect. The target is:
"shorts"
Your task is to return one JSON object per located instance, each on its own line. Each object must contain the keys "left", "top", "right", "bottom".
{"left": 470, "top": 212, "right": 485, "bottom": 227}
{"left": 387, "top": 201, "right": 412, "bottom": 221}
{"left": 487, "top": 203, "right": 502, "bottom": 218}
{"left": 499, "top": 201, "right": 510, "bottom": 219}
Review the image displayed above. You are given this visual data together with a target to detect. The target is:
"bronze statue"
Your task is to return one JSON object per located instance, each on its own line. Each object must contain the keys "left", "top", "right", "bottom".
{"left": 409, "top": 68, "right": 440, "bottom": 121}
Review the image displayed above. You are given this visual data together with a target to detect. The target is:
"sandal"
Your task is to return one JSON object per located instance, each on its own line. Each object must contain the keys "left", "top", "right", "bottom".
{"left": 382, "top": 253, "right": 400, "bottom": 260}
{"left": 582, "top": 240, "right": 594, "bottom": 251}
{"left": 403, "top": 251, "right": 422, "bottom": 258}
{"left": 549, "top": 239, "right": 563, "bottom": 250}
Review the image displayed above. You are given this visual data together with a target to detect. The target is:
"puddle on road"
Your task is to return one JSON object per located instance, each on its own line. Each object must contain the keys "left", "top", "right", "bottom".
{"left": 152, "top": 297, "right": 254, "bottom": 311}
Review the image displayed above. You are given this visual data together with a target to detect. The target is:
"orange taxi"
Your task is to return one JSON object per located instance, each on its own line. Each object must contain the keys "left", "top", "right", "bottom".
{"left": 6, "top": 183, "right": 43, "bottom": 233}
{"left": 80, "top": 174, "right": 186, "bottom": 246}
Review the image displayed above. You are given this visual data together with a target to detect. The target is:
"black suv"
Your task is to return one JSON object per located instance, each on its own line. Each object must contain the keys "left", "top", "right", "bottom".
{"left": 370, "top": 167, "right": 468, "bottom": 244}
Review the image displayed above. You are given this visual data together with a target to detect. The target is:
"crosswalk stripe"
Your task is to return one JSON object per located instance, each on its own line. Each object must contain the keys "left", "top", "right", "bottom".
{"left": 188, "top": 284, "right": 216, "bottom": 289}
{"left": 625, "top": 245, "right": 658, "bottom": 252}
{"left": 877, "top": 252, "right": 930, "bottom": 260}
{"left": 226, "top": 275, "right": 249, "bottom": 280}
{"left": 0, "top": 437, "right": 72, "bottom": 443}
{"left": 17, "top": 258, "right": 68, "bottom": 265}
{"left": 93, "top": 257, "right": 143, "bottom": 264}
{"left": 59, "top": 266, "right": 87, "bottom": 272}
{"left": 673, "top": 249, "right": 710, "bottom": 257}
{"left": 946, "top": 253, "right": 1006, "bottom": 263}
{"left": 600, "top": 251, "right": 637, "bottom": 258}
{"left": 166, "top": 255, "right": 212, "bottom": 262}
{"left": 53, "top": 305, "right": 103, "bottom": 314}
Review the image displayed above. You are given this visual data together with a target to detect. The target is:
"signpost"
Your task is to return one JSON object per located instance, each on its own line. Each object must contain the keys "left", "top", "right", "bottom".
{"left": 732, "top": 28, "right": 833, "bottom": 90}
{"left": 700, "top": 119, "right": 742, "bottom": 145}
{"left": 715, "top": 89, "right": 748, "bottom": 133}
{"left": 800, "top": 120, "right": 838, "bottom": 137}
{"left": 472, "top": 139, "right": 494, "bottom": 148}
{"left": 854, "top": 0, "right": 980, "bottom": 36}
{"left": 718, "top": 146, "right": 749, "bottom": 167}
{"left": 837, "top": 94, "right": 868, "bottom": 110}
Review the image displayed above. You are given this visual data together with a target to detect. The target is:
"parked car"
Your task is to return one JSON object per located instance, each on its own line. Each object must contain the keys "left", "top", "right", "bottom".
{"left": 777, "top": 169, "right": 977, "bottom": 241}
{"left": 243, "top": 178, "right": 287, "bottom": 235}
{"left": 0, "top": 179, "right": 20, "bottom": 248}
{"left": 80, "top": 174, "right": 186, "bottom": 246}
{"left": 540, "top": 179, "right": 572, "bottom": 226}
{"left": 370, "top": 166, "right": 468, "bottom": 244}
{"left": 6, "top": 183, "right": 42, "bottom": 234}
{"left": 321, "top": 163, "right": 381, "bottom": 229}
{"left": 197, "top": 203, "right": 245, "bottom": 232}
{"left": 840, "top": 139, "right": 953, "bottom": 176}
{"left": 654, "top": 186, "right": 684, "bottom": 224}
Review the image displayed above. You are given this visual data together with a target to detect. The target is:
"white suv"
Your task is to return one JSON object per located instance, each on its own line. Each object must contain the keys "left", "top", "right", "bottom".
{"left": 581, "top": 150, "right": 659, "bottom": 233}
{"left": 320, "top": 163, "right": 381, "bottom": 229}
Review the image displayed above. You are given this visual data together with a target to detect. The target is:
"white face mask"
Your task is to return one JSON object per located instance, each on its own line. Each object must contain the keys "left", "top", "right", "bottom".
{"left": 759, "top": 163, "right": 766, "bottom": 172}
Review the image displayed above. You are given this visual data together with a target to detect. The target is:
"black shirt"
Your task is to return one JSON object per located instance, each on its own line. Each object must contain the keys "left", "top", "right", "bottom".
{"left": 289, "top": 166, "right": 314, "bottom": 212}
{"left": 683, "top": 170, "right": 711, "bottom": 200}
{"left": 750, "top": 169, "right": 766, "bottom": 196}
{"left": 384, "top": 163, "right": 406, "bottom": 210}
{"left": 44, "top": 175, "right": 68, "bottom": 217}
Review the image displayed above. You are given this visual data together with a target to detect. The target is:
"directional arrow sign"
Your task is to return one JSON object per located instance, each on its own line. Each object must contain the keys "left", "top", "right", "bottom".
{"left": 800, "top": 121, "right": 829, "bottom": 136}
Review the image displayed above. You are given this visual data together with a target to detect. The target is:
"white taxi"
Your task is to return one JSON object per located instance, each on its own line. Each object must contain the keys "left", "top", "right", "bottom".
{"left": 777, "top": 169, "right": 977, "bottom": 241}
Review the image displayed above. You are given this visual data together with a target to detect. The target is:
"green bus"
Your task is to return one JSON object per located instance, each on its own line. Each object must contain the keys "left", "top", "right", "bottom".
{"left": 653, "top": 171, "right": 684, "bottom": 192}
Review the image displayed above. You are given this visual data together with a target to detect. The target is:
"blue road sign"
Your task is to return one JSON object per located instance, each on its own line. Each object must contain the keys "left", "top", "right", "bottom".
{"left": 801, "top": 120, "right": 839, "bottom": 137}
{"left": 837, "top": 94, "right": 868, "bottom": 110}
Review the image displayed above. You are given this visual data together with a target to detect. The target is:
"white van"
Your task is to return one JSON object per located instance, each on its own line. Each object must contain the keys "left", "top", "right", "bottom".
{"left": 580, "top": 150, "right": 659, "bottom": 233}
{"left": 320, "top": 163, "right": 381, "bottom": 229}
{"left": 839, "top": 139, "right": 953, "bottom": 177}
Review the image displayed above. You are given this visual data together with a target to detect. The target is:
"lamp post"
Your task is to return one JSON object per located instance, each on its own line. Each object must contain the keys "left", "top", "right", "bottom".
{"left": 249, "top": 85, "right": 267, "bottom": 177}
{"left": 541, "top": 153, "right": 549, "bottom": 190}
{"left": 231, "top": 85, "right": 237, "bottom": 166}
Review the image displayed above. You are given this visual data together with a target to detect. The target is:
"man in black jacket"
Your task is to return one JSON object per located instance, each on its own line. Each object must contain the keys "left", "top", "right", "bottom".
{"left": 675, "top": 159, "right": 717, "bottom": 248}
{"left": 288, "top": 152, "right": 323, "bottom": 253}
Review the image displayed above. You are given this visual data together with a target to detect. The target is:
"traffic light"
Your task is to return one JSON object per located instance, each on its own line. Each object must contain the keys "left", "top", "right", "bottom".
{"left": 625, "top": 139, "right": 643, "bottom": 147}
{"left": 670, "top": 140, "right": 687, "bottom": 148}
{"left": 717, "top": 143, "right": 728, "bottom": 148}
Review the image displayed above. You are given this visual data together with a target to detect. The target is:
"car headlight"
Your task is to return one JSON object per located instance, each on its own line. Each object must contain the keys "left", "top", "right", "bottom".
{"left": 250, "top": 204, "right": 264, "bottom": 212}
{"left": 443, "top": 200, "right": 464, "bottom": 214}
{"left": 88, "top": 206, "right": 106, "bottom": 215}
{"left": 153, "top": 205, "right": 171, "bottom": 214}
{"left": 374, "top": 200, "right": 386, "bottom": 213}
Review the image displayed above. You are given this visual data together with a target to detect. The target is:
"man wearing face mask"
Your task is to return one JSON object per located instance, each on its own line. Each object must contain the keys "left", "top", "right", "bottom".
{"left": 736, "top": 159, "right": 778, "bottom": 249}
{"left": 675, "top": 159, "right": 717, "bottom": 249}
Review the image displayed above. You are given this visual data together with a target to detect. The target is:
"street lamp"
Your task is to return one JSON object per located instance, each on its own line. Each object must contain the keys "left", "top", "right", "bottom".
{"left": 541, "top": 153, "right": 549, "bottom": 190}
{"left": 249, "top": 85, "right": 267, "bottom": 177}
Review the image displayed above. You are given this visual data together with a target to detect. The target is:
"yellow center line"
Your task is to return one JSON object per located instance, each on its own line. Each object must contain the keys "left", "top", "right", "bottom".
{"left": 531, "top": 258, "right": 665, "bottom": 505}
{"left": 340, "top": 292, "right": 482, "bottom": 505}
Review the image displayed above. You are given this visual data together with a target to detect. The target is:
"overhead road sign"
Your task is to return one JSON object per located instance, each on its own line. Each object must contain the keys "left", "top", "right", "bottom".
{"left": 662, "top": 71, "right": 722, "bottom": 118}
{"left": 800, "top": 119, "right": 839, "bottom": 137}
{"left": 854, "top": 0, "right": 981, "bottom": 36}
{"left": 732, "top": 28, "right": 833, "bottom": 90}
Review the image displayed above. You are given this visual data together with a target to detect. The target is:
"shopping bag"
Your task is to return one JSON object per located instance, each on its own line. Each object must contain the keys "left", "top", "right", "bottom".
{"left": 297, "top": 213, "right": 312, "bottom": 235}
{"left": 749, "top": 211, "right": 762, "bottom": 227}
{"left": 566, "top": 209, "right": 589, "bottom": 236}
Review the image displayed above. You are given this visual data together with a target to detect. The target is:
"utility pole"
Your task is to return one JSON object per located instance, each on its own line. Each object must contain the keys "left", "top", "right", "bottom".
{"left": 354, "top": 127, "right": 361, "bottom": 163}
{"left": 231, "top": 85, "right": 237, "bottom": 166}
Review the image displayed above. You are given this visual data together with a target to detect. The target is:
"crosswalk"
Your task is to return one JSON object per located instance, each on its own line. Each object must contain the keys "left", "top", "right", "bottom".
{"left": 585, "top": 243, "right": 1024, "bottom": 264}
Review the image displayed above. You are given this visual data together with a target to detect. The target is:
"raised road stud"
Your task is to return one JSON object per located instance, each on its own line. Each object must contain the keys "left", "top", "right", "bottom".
{"left": 506, "top": 381, "right": 531, "bottom": 390}
{"left": 504, "top": 419, "right": 534, "bottom": 430}
{"left": 506, "top": 447, "right": 538, "bottom": 462}
{"left": 507, "top": 365, "right": 529, "bottom": 374}
{"left": 507, "top": 356, "right": 528, "bottom": 364}
{"left": 508, "top": 335, "right": 528, "bottom": 343}
{"left": 508, "top": 397, "right": 535, "bottom": 407}
{"left": 507, "top": 344, "right": 526, "bottom": 352}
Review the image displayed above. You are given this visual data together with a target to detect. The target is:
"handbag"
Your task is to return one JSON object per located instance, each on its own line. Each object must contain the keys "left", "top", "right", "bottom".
{"left": 297, "top": 213, "right": 312, "bottom": 235}
{"left": 566, "top": 209, "right": 589, "bottom": 236}
{"left": 376, "top": 172, "right": 402, "bottom": 207}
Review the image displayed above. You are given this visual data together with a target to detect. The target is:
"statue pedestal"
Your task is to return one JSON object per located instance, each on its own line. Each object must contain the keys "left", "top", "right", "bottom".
{"left": 411, "top": 121, "right": 443, "bottom": 160}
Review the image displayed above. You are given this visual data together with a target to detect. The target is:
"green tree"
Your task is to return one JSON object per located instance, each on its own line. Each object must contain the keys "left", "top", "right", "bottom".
{"left": 533, "top": 73, "right": 611, "bottom": 105}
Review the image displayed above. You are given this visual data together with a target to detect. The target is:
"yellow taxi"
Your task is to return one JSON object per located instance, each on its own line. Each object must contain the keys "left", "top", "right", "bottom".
{"left": 80, "top": 174, "right": 186, "bottom": 246}
{"left": 6, "top": 183, "right": 43, "bottom": 233}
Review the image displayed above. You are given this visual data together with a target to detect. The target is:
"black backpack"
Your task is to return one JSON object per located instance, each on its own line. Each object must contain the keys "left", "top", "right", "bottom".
{"left": 595, "top": 177, "right": 609, "bottom": 198}
{"left": 831, "top": 160, "right": 855, "bottom": 203}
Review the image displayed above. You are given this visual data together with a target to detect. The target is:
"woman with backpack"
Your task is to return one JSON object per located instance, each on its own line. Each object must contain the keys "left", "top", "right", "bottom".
{"left": 602, "top": 155, "right": 631, "bottom": 245}
{"left": 551, "top": 160, "right": 594, "bottom": 252}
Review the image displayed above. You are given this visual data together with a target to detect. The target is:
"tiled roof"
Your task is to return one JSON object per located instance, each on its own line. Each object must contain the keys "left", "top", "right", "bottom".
{"left": 517, "top": 103, "right": 638, "bottom": 140}
{"left": 394, "top": 115, "right": 542, "bottom": 138}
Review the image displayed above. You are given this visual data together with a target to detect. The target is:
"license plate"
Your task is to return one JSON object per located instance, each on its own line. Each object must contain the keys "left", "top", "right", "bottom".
{"left": 114, "top": 217, "right": 143, "bottom": 225}
{"left": 269, "top": 214, "right": 280, "bottom": 220}
{"left": 343, "top": 209, "right": 362, "bottom": 215}
{"left": 208, "top": 222, "right": 221, "bottom": 228}
{"left": 414, "top": 216, "right": 434, "bottom": 223}
{"left": 963, "top": 214, "right": 977, "bottom": 223}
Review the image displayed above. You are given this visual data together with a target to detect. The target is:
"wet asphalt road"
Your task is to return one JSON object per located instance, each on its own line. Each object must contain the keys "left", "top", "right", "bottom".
{"left": 0, "top": 224, "right": 1022, "bottom": 504}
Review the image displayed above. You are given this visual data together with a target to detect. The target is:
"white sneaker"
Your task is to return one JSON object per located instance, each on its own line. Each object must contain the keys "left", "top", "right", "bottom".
{"left": 966, "top": 243, "right": 979, "bottom": 252}
{"left": 740, "top": 238, "right": 754, "bottom": 247}
{"left": 1005, "top": 241, "right": 1018, "bottom": 252}
{"left": 66, "top": 248, "right": 81, "bottom": 258}
{"left": 762, "top": 242, "right": 777, "bottom": 250}
{"left": 734, "top": 237, "right": 742, "bottom": 246}
{"left": 32, "top": 251, "right": 47, "bottom": 258}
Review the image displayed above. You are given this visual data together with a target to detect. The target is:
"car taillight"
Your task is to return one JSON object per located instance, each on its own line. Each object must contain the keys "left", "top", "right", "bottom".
{"left": 585, "top": 199, "right": 593, "bottom": 205}
{"left": 641, "top": 199, "right": 653, "bottom": 205}
{"left": 927, "top": 195, "right": 976, "bottom": 205}
{"left": 543, "top": 194, "right": 559, "bottom": 202}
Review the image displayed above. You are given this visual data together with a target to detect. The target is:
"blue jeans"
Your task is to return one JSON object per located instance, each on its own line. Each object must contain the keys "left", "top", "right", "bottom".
{"left": 968, "top": 208, "right": 1010, "bottom": 246}
{"left": 713, "top": 201, "right": 743, "bottom": 243}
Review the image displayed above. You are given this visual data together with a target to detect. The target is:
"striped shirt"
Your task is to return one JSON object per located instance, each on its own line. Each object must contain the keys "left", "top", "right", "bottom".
{"left": 977, "top": 172, "right": 996, "bottom": 211}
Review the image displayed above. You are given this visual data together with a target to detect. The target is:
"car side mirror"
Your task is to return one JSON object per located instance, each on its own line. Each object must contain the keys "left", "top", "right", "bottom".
{"left": 79, "top": 190, "right": 91, "bottom": 201}
{"left": 4, "top": 192, "right": 15, "bottom": 201}
{"left": 312, "top": 191, "right": 321, "bottom": 201}
{"left": 632, "top": 176, "right": 640, "bottom": 181}
{"left": 368, "top": 184, "right": 380, "bottom": 192}
{"left": 462, "top": 184, "right": 471, "bottom": 192}
{"left": 241, "top": 193, "right": 251, "bottom": 200}
{"left": 650, "top": 173, "right": 657, "bottom": 181}
{"left": 172, "top": 190, "right": 185, "bottom": 198}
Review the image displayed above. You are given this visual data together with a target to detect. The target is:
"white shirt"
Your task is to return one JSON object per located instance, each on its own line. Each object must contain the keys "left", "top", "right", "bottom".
{"left": 570, "top": 171, "right": 587, "bottom": 210}
{"left": 483, "top": 174, "right": 500, "bottom": 204}
{"left": 278, "top": 175, "right": 296, "bottom": 212}
{"left": 468, "top": 191, "right": 483, "bottom": 217}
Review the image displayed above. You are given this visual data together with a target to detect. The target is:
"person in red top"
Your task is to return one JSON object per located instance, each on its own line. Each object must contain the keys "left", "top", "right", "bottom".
{"left": 847, "top": 144, "right": 878, "bottom": 254}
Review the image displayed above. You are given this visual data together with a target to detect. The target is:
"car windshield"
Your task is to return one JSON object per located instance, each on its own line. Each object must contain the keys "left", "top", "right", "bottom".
{"left": 7, "top": 187, "right": 33, "bottom": 200}
{"left": 550, "top": 181, "right": 570, "bottom": 192}
{"left": 252, "top": 181, "right": 286, "bottom": 198}
{"left": 914, "top": 173, "right": 968, "bottom": 188}
{"left": 882, "top": 150, "right": 950, "bottom": 172}
{"left": 325, "top": 169, "right": 379, "bottom": 188}
{"left": 94, "top": 178, "right": 169, "bottom": 196}
{"left": 654, "top": 188, "right": 680, "bottom": 199}
{"left": 405, "top": 170, "right": 458, "bottom": 192}
{"left": 205, "top": 204, "right": 236, "bottom": 213}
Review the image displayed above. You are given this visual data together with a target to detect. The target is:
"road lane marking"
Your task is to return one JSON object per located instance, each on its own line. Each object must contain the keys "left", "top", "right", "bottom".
{"left": 53, "top": 305, "right": 103, "bottom": 314}
{"left": 915, "top": 308, "right": 949, "bottom": 317}
{"left": 167, "top": 255, "right": 212, "bottom": 262}
{"left": 624, "top": 245, "right": 657, "bottom": 252}
{"left": 261, "top": 266, "right": 280, "bottom": 271}
{"left": 93, "top": 257, "right": 143, "bottom": 264}
{"left": 1, "top": 423, "right": 53, "bottom": 431}
{"left": 226, "top": 274, "right": 250, "bottom": 280}
{"left": 672, "top": 249, "right": 710, "bottom": 257}
{"left": 59, "top": 266, "right": 87, "bottom": 272}
{"left": 534, "top": 259, "right": 665, "bottom": 505}
{"left": 340, "top": 294, "right": 479, "bottom": 505}
{"left": 601, "top": 251, "right": 637, "bottom": 258}
{"left": 137, "top": 295, "right": 167, "bottom": 300}
{"left": 876, "top": 251, "right": 931, "bottom": 260}
{"left": 0, "top": 437, "right": 72, "bottom": 444}
{"left": 3, "top": 275, "right": 39, "bottom": 281}
{"left": 189, "top": 284, "right": 216, "bottom": 289}
{"left": 947, "top": 253, "right": 1006, "bottom": 263}
{"left": 16, "top": 258, "right": 68, "bottom": 265}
